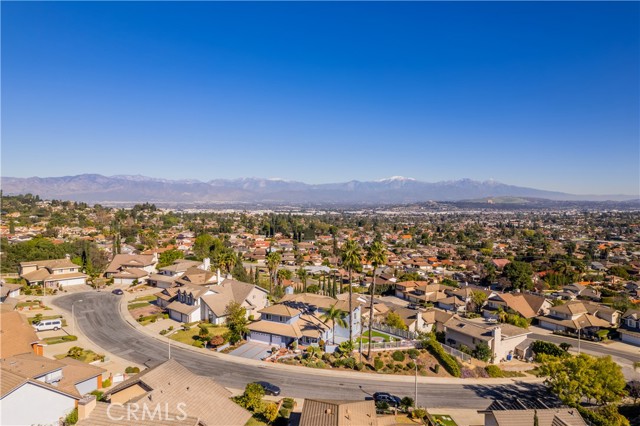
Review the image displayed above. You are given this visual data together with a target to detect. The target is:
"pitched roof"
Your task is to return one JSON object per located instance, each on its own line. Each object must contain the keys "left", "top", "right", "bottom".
{"left": 20, "top": 258, "right": 78, "bottom": 270}
{"left": 103, "top": 359, "right": 250, "bottom": 426}
{"left": 0, "top": 311, "right": 40, "bottom": 358}
{"left": 77, "top": 402, "right": 202, "bottom": 426}
{"left": 489, "top": 409, "right": 586, "bottom": 426}
{"left": 106, "top": 254, "right": 155, "bottom": 273}
{"left": 496, "top": 294, "right": 537, "bottom": 319}
{"left": 299, "top": 399, "right": 377, "bottom": 426}
{"left": 259, "top": 304, "right": 302, "bottom": 317}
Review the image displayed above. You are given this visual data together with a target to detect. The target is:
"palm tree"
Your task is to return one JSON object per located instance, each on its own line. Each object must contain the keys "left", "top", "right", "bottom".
{"left": 266, "top": 251, "right": 281, "bottom": 295}
{"left": 366, "top": 241, "right": 387, "bottom": 358}
{"left": 296, "top": 267, "right": 308, "bottom": 293}
{"left": 321, "top": 305, "right": 347, "bottom": 345}
{"left": 341, "top": 239, "right": 362, "bottom": 343}
{"left": 219, "top": 250, "right": 236, "bottom": 275}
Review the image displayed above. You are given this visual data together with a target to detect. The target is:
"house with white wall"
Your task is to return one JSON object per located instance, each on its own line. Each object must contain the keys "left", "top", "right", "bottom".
{"left": 104, "top": 253, "right": 158, "bottom": 285}
{"left": 620, "top": 309, "right": 640, "bottom": 346}
{"left": 20, "top": 258, "right": 88, "bottom": 289}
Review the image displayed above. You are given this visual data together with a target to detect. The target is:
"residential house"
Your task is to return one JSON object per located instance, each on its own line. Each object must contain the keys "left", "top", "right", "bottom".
{"left": 480, "top": 402, "right": 586, "bottom": 426}
{"left": 420, "top": 308, "right": 455, "bottom": 333}
{"left": 104, "top": 254, "right": 158, "bottom": 285}
{"left": 537, "top": 301, "right": 620, "bottom": 337}
{"left": 443, "top": 316, "right": 532, "bottom": 363}
{"left": 77, "top": 359, "right": 251, "bottom": 426}
{"left": 20, "top": 258, "right": 88, "bottom": 289}
{"left": 147, "top": 258, "right": 207, "bottom": 288}
{"left": 0, "top": 281, "right": 21, "bottom": 303}
{"left": 560, "top": 282, "right": 601, "bottom": 301}
{"left": 491, "top": 259, "right": 511, "bottom": 270}
{"left": 0, "top": 311, "right": 44, "bottom": 358}
{"left": 483, "top": 293, "right": 537, "bottom": 321}
{"left": 247, "top": 304, "right": 332, "bottom": 347}
{"left": 297, "top": 399, "right": 378, "bottom": 426}
{"left": 286, "top": 293, "right": 364, "bottom": 341}
{"left": 165, "top": 285, "right": 214, "bottom": 323}
{"left": 619, "top": 308, "right": 640, "bottom": 346}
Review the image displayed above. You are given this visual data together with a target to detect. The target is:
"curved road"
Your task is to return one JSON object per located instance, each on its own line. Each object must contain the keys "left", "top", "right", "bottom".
{"left": 54, "top": 292, "right": 552, "bottom": 410}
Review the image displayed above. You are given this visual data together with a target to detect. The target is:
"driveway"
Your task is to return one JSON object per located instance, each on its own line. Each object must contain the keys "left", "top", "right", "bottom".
{"left": 229, "top": 342, "right": 271, "bottom": 360}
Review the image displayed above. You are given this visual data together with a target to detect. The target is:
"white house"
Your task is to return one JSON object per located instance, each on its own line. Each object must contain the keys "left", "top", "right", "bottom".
{"left": 0, "top": 281, "right": 21, "bottom": 303}
{"left": 104, "top": 254, "right": 158, "bottom": 285}
{"left": 20, "top": 258, "right": 88, "bottom": 289}
{"left": 620, "top": 309, "right": 640, "bottom": 346}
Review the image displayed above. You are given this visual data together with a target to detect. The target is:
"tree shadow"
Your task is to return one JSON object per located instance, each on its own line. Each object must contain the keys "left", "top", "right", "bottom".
{"left": 463, "top": 381, "right": 563, "bottom": 410}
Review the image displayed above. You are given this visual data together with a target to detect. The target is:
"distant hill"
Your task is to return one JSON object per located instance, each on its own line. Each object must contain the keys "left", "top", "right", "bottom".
{"left": 0, "top": 174, "right": 635, "bottom": 205}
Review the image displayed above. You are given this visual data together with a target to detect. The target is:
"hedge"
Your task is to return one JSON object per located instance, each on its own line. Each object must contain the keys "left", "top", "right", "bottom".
{"left": 423, "top": 339, "right": 461, "bottom": 377}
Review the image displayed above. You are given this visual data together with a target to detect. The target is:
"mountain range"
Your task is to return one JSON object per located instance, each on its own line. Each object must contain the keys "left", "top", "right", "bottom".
{"left": 0, "top": 174, "right": 635, "bottom": 205}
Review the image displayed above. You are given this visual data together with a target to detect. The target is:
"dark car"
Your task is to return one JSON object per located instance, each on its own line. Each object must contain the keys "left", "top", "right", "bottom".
{"left": 372, "top": 392, "right": 401, "bottom": 407}
{"left": 253, "top": 381, "right": 281, "bottom": 396}
{"left": 112, "top": 289, "right": 124, "bottom": 295}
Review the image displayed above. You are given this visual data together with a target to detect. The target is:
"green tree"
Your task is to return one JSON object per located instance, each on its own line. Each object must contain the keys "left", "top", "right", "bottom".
{"left": 386, "top": 311, "right": 407, "bottom": 330}
{"left": 218, "top": 250, "right": 236, "bottom": 274}
{"left": 194, "top": 234, "right": 214, "bottom": 260}
{"left": 157, "top": 249, "right": 184, "bottom": 268}
{"left": 296, "top": 267, "right": 308, "bottom": 293}
{"left": 265, "top": 251, "right": 281, "bottom": 295}
{"left": 232, "top": 254, "right": 249, "bottom": 282}
{"left": 320, "top": 305, "right": 347, "bottom": 345}
{"left": 366, "top": 241, "right": 387, "bottom": 358}
{"left": 224, "top": 301, "right": 248, "bottom": 344}
{"left": 470, "top": 290, "right": 488, "bottom": 313}
{"left": 341, "top": 239, "right": 362, "bottom": 343}
{"left": 198, "top": 324, "right": 210, "bottom": 341}
{"left": 239, "top": 382, "right": 264, "bottom": 412}
{"left": 473, "top": 342, "right": 492, "bottom": 362}
{"left": 503, "top": 261, "right": 533, "bottom": 290}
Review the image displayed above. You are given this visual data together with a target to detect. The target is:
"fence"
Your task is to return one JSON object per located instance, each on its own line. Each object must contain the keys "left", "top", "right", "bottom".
{"left": 364, "top": 339, "right": 420, "bottom": 352}
{"left": 439, "top": 342, "right": 472, "bottom": 363}
{"left": 370, "top": 322, "right": 418, "bottom": 340}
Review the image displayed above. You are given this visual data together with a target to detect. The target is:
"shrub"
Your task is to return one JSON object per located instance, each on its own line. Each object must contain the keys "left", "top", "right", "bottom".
{"left": 485, "top": 365, "right": 504, "bottom": 378}
{"left": 342, "top": 357, "right": 356, "bottom": 369}
{"left": 62, "top": 335, "right": 78, "bottom": 341}
{"left": 356, "top": 362, "right": 365, "bottom": 371}
{"left": 392, "top": 350, "right": 405, "bottom": 362}
{"left": 407, "top": 348, "right": 420, "bottom": 358}
{"left": 531, "top": 340, "right": 566, "bottom": 358}
{"left": 192, "top": 340, "right": 204, "bottom": 348}
{"left": 209, "top": 335, "right": 225, "bottom": 347}
{"left": 282, "top": 398, "right": 295, "bottom": 410}
{"left": 159, "top": 330, "right": 168, "bottom": 335}
{"left": 315, "top": 361, "right": 326, "bottom": 369}
{"left": 168, "top": 326, "right": 174, "bottom": 331}
{"left": 125, "top": 366, "right": 140, "bottom": 374}
{"left": 386, "top": 362, "right": 395, "bottom": 370}
{"left": 163, "top": 313, "right": 169, "bottom": 319}
{"left": 411, "top": 408, "right": 427, "bottom": 419}
{"left": 424, "top": 339, "right": 461, "bottom": 377}
{"left": 64, "top": 408, "right": 78, "bottom": 425}
{"left": 248, "top": 314, "right": 255, "bottom": 321}
{"left": 374, "top": 358, "right": 384, "bottom": 371}
{"left": 102, "top": 378, "right": 111, "bottom": 388}
{"left": 407, "top": 361, "right": 416, "bottom": 370}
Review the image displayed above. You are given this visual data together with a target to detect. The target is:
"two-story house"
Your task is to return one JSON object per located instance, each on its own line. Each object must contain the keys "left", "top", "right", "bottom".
{"left": 619, "top": 309, "right": 640, "bottom": 346}
{"left": 104, "top": 254, "right": 158, "bottom": 285}
{"left": 165, "top": 285, "right": 214, "bottom": 323}
{"left": 20, "top": 258, "right": 88, "bottom": 289}
{"left": 443, "top": 316, "right": 531, "bottom": 363}
{"left": 147, "top": 258, "right": 207, "bottom": 288}
{"left": 247, "top": 304, "right": 332, "bottom": 347}
{"left": 537, "top": 301, "right": 619, "bottom": 337}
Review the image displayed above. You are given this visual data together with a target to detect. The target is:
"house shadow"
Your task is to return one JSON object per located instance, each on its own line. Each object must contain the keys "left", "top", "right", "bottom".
{"left": 462, "top": 381, "right": 563, "bottom": 410}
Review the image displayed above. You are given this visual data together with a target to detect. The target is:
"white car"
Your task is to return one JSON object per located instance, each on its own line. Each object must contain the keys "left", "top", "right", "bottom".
{"left": 33, "top": 319, "right": 62, "bottom": 331}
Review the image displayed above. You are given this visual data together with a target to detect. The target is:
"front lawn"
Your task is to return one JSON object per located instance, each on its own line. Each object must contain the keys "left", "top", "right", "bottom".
{"left": 356, "top": 330, "right": 393, "bottom": 343}
{"left": 131, "top": 295, "right": 157, "bottom": 303}
{"left": 169, "top": 323, "right": 229, "bottom": 346}
{"left": 431, "top": 414, "right": 458, "bottom": 426}
{"left": 128, "top": 302, "right": 151, "bottom": 310}
{"left": 55, "top": 347, "right": 105, "bottom": 363}
{"left": 44, "top": 335, "right": 78, "bottom": 345}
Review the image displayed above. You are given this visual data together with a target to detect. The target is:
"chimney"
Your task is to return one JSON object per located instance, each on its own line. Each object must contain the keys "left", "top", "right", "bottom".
{"left": 202, "top": 258, "right": 211, "bottom": 271}
{"left": 77, "top": 395, "right": 96, "bottom": 421}
{"left": 65, "top": 254, "right": 71, "bottom": 260}
{"left": 217, "top": 268, "right": 221, "bottom": 285}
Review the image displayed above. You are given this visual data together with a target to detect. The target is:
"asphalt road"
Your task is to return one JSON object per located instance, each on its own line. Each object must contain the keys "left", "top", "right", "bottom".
{"left": 53, "top": 292, "right": 553, "bottom": 410}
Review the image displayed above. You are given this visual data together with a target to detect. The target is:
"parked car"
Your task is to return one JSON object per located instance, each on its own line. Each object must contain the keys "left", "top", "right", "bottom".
{"left": 372, "top": 392, "right": 401, "bottom": 407}
{"left": 407, "top": 303, "right": 421, "bottom": 310}
{"left": 253, "top": 381, "right": 281, "bottom": 396}
{"left": 33, "top": 319, "right": 62, "bottom": 332}
{"left": 112, "top": 289, "right": 124, "bottom": 295}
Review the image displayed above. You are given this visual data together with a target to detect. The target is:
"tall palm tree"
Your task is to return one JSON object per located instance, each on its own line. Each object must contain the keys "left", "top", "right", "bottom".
{"left": 219, "top": 250, "right": 236, "bottom": 275}
{"left": 297, "top": 267, "right": 308, "bottom": 293}
{"left": 321, "top": 305, "right": 347, "bottom": 345}
{"left": 366, "top": 241, "right": 387, "bottom": 358}
{"left": 341, "top": 239, "right": 362, "bottom": 343}
{"left": 266, "top": 250, "right": 281, "bottom": 296}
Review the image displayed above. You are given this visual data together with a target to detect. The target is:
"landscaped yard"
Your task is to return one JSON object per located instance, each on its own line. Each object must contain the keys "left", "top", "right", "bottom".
{"left": 356, "top": 330, "right": 394, "bottom": 343}
{"left": 431, "top": 414, "right": 458, "bottom": 426}
{"left": 169, "top": 323, "right": 229, "bottom": 346}
{"left": 130, "top": 295, "right": 157, "bottom": 303}
{"left": 128, "top": 302, "right": 152, "bottom": 310}
{"left": 43, "top": 335, "right": 78, "bottom": 345}
{"left": 55, "top": 347, "right": 105, "bottom": 363}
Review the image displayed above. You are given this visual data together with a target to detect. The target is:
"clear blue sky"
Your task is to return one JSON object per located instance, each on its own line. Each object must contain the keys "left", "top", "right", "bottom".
{"left": 2, "top": 1, "right": 638, "bottom": 195}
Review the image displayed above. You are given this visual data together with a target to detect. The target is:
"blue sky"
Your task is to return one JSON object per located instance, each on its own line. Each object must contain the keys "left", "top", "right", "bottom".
{"left": 2, "top": 2, "right": 638, "bottom": 195}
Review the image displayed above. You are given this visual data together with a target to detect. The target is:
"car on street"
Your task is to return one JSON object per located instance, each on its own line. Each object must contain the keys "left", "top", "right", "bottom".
{"left": 253, "top": 381, "right": 281, "bottom": 396}
{"left": 372, "top": 392, "right": 401, "bottom": 407}
{"left": 112, "top": 289, "right": 124, "bottom": 295}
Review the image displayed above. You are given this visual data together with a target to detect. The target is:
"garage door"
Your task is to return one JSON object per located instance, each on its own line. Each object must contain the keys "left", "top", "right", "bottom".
{"left": 249, "top": 332, "right": 271, "bottom": 344}
{"left": 169, "top": 310, "right": 182, "bottom": 322}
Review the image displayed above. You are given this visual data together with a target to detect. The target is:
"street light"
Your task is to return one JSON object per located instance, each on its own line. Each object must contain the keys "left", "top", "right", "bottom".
{"left": 577, "top": 326, "right": 581, "bottom": 355}
{"left": 411, "top": 355, "right": 419, "bottom": 408}
{"left": 72, "top": 299, "right": 83, "bottom": 336}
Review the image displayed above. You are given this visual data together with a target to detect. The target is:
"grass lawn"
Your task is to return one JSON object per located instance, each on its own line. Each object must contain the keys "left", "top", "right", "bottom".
{"left": 17, "top": 301, "right": 43, "bottom": 308}
{"left": 356, "top": 330, "right": 393, "bottom": 343}
{"left": 244, "top": 416, "right": 268, "bottom": 426}
{"left": 128, "top": 302, "right": 151, "bottom": 310}
{"left": 392, "top": 415, "right": 420, "bottom": 424}
{"left": 43, "top": 335, "right": 78, "bottom": 345}
{"left": 169, "top": 323, "right": 229, "bottom": 345}
{"left": 131, "top": 295, "right": 157, "bottom": 302}
{"left": 28, "top": 315, "right": 67, "bottom": 326}
{"left": 55, "top": 349, "right": 105, "bottom": 363}
{"left": 431, "top": 414, "right": 458, "bottom": 426}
